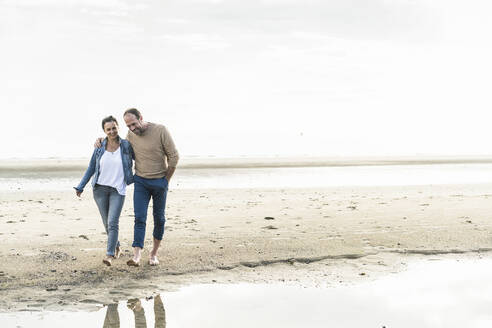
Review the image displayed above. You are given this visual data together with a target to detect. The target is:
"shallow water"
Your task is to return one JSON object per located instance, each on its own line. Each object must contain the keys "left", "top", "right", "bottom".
{"left": 1, "top": 163, "right": 492, "bottom": 191}
{"left": 3, "top": 258, "right": 492, "bottom": 327}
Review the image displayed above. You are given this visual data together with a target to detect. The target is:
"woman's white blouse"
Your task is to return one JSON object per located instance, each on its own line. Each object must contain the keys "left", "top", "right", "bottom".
{"left": 97, "top": 147, "right": 126, "bottom": 196}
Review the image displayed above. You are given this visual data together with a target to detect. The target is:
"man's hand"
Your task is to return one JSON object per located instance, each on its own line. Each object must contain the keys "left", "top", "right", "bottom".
{"left": 165, "top": 166, "right": 176, "bottom": 182}
{"left": 94, "top": 137, "right": 104, "bottom": 148}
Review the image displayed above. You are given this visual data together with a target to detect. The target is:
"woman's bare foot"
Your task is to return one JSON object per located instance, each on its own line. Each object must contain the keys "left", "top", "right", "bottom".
{"left": 103, "top": 256, "right": 113, "bottom": 266}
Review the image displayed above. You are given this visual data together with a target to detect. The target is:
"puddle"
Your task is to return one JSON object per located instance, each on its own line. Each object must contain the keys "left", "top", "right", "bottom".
{"left": 2, "top": 258, "right": 492, "bottom": 327}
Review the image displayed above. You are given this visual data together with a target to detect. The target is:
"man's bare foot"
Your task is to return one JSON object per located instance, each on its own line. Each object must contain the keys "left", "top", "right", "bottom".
{"left": 126, "top": 258, "right": 140, "bottom": 267}
{"left": 115, "top": 246, "right": 121, "bottom": 259}
{"left": 149, "top": 256, "right": 159, "bottom": 266}
{"left": 103, "top": 256, "right": 113, "bottom": 266}
{"left": 127, "top": 247, "right": 142, "bottom": 267}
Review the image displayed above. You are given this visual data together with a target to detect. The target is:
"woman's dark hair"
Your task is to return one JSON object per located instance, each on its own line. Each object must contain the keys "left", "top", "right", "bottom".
{"left": 101, "top": 115, "right": 119, "bottom": 130}
{"left": 123, "top": 108, "right": 142, "bottom": 120}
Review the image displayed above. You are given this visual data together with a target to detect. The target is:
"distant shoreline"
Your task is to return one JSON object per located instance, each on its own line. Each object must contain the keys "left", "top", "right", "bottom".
{"left": 2, "top": 156, "right": 492, "bottom": 172}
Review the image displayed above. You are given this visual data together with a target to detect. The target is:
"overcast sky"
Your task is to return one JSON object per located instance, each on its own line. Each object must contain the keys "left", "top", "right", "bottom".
{"left": 1, "top": 0, "right": 491, "bottom": 159}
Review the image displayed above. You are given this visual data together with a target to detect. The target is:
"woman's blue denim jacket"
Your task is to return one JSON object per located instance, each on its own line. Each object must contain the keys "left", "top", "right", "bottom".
{"left": 74, "top": 138, "right": 134, "bottom": 192}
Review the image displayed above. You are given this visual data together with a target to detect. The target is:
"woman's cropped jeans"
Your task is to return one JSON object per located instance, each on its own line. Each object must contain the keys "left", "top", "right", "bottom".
{"left": 93, "top": 184, "right": 125, "bottom": 256}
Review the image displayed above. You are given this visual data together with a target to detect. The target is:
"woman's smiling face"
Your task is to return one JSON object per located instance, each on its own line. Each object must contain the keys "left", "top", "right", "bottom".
{"left": 103, "top": 121, "right": 119, "bottom": 140}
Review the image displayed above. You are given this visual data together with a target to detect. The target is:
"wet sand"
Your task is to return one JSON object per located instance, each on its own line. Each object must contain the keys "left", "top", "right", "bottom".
{"left": 2, "top": 178, "right": 492, "bottom": 311}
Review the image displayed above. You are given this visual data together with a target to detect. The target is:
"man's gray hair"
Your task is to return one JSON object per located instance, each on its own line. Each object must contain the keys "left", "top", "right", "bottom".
{"left": 124, "top": 108, "right": 142, "bottom": 120}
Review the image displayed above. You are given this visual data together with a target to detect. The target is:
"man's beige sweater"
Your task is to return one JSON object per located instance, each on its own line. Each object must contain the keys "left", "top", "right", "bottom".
{"left": 127, "top": 122, "right": 179, "bottom": 179}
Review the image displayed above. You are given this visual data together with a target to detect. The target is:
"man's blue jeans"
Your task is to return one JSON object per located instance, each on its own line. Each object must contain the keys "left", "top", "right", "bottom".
{"left": 92, "top": 184, "right": 125, "bottom": 256}
{"left": 132, "top": 175, "right": 168, "bottom": 249}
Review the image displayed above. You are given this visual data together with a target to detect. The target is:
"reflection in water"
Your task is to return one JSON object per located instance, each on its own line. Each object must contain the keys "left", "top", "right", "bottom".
{"left": 4, "top": 258, "right": 492, "bottom": 327}
{"left": 154, "top": 295, "right": 166, "bottom": 328}
{"left": 103, "top": 304, "right": 120, "bottom": 328}
{"left": 103, "top": 295, "right": 166, "bottom": 328}
{"left": 127, "top": 299, "right": 146, "bottom": 328}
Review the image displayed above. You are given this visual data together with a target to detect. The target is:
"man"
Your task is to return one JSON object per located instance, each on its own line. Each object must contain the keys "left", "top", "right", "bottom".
{"left": 98, "top": 108, "right": 179, "bottom": 266}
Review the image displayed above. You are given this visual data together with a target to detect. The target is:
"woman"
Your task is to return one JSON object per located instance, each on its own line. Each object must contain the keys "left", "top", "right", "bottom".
{"left": 74, "top": 116, "right": 134, "bottom": 266}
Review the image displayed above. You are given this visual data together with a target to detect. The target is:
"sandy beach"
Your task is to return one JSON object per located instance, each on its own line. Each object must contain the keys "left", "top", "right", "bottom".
{"left": 1, "top": 159, "right": 492, "bottom": 312}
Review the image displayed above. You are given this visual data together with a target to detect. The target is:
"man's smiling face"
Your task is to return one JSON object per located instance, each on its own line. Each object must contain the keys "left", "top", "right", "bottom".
{"left": 124, "top": 113, "right": 144, "bottom": 135}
